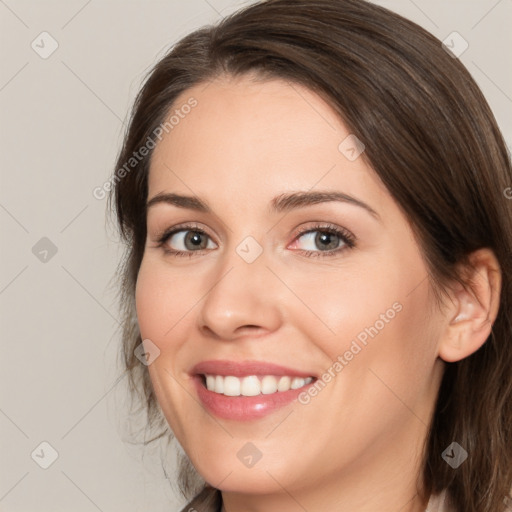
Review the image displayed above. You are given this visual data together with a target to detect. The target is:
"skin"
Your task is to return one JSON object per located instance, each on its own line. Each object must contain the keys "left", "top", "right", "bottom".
{"left": 135, "top": 74, "right": 501, "bottom": 512}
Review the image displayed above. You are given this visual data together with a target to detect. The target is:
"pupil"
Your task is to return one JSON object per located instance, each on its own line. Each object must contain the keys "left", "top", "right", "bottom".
{"left": 317, "top": 232, "right": 337, "bottom": 250}
{"left": 187, "top": 232, "right": 204, "bottom": 248}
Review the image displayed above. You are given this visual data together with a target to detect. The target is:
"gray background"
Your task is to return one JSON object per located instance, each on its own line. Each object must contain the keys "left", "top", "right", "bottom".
{"left": 1, "top": 1, "right": 511, "bottom": 511}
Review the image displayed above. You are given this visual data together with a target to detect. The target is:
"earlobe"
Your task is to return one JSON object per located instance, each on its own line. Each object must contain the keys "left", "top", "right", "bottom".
{"left": 438, "top": 248, "right": 501, "bottom": 363}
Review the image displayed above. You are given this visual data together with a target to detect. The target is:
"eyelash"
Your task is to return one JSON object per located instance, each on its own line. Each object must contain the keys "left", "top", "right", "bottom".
{"left": 155, "top": 222, "right": 356, "bottom": 259}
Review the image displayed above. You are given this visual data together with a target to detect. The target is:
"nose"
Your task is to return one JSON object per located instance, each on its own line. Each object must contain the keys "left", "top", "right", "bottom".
{"left": 196, "top": 242, "right": 284, "bottom": 341}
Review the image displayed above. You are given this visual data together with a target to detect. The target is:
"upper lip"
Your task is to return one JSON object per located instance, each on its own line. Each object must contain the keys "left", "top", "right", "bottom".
{"left": 191, "top": 360, "right": 316, "bottom": 378}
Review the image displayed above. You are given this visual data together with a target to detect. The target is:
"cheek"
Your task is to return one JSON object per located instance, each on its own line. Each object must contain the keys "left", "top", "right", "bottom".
{"left": 135, "top": 264, "right": 163, "bottom": 340}
{"left": 300, "top": 248, "right": 438, "bottom": 399}
{"left": 134, "top": 261, "right": 198, "bottom": 437}
{"left": 135, "top": 259, "right": 196, "bottom": 343}
{"left": 338, "top": 275, "right": 441, "bottom": 418}
{"left": 283, "top": 259, "right": 404, "bottom": 362}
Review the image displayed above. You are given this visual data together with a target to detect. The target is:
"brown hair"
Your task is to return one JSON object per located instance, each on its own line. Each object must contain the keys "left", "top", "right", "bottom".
{"left": 109, "top": 1, "right": 512, "bottom": 510}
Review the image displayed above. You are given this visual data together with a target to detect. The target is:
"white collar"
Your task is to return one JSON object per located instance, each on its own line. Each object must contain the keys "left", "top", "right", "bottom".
{"left": 425, "top": 489, "right": 449, "bottom": 512}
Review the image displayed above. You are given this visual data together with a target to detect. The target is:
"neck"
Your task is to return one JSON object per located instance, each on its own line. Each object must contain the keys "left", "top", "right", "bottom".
{"left": 221, "top": 480, "right": 430, "bottom": 512}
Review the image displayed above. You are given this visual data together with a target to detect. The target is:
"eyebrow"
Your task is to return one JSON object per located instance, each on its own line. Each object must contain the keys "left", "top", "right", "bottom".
{"left": 146, "top": 190, "right": 380, "bottom": 221}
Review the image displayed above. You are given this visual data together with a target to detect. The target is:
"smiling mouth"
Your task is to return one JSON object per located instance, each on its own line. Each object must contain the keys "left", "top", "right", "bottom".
{"left": 199, "top": 374, "right": 315, "bottom": 396}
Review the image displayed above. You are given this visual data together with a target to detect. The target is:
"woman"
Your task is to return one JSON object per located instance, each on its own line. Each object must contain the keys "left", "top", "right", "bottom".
{"left": 109, "top": 0, "right": 512, "bottom": 511}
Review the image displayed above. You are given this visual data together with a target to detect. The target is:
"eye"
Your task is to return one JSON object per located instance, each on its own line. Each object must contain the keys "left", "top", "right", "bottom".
{"left": 289, "top": 223, "right": 356, "bottom": 257}
{"left": 157, "top": 223, "right": 216, "bottom": 257}
{"left": 155, "top": 222, "right": 356, "bottom": 258}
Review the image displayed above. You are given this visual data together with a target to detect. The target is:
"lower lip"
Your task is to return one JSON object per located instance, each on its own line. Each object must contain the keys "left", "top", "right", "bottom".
{"left": 193, "top": 375, "right": 314, "bottom": 421}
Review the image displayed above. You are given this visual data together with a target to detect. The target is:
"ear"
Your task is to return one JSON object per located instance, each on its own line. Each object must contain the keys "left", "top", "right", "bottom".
{"left": 438, "top": 248, "right": 502, "bottom": 363}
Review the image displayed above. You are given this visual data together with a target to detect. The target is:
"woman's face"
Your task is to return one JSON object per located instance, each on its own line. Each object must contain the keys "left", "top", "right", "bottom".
{"left": 136, "top": 75, "right": 446, "bottom": 501}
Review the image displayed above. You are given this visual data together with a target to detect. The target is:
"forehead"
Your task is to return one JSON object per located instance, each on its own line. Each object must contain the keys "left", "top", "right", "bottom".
{"left": 147, "top": 75, "right": 386, "bottom": 210}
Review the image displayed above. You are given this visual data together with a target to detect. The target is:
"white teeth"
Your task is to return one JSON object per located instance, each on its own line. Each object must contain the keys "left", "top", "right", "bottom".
{"left": 261, "top": 375, "right": 278, "bottom": 394}
{"left": 277, "top": 376, "right": 291, "bottom": 391}
{"left": 204, "top": 374, "right": 314, "bottom": 396}
{"left": 215, "top": 375, "right": 224, "bottom": 394}
{"left": 206, "top": 375, "right": 215, "bottom": 391}
{"left": 291, "top": 377, "right": 305, "bottom": 389}
{"left": 223, "top": 376, "right": 240, "bottom": 396}
{"left": 240, "top": 376, "right": 260, "bottom": 396}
